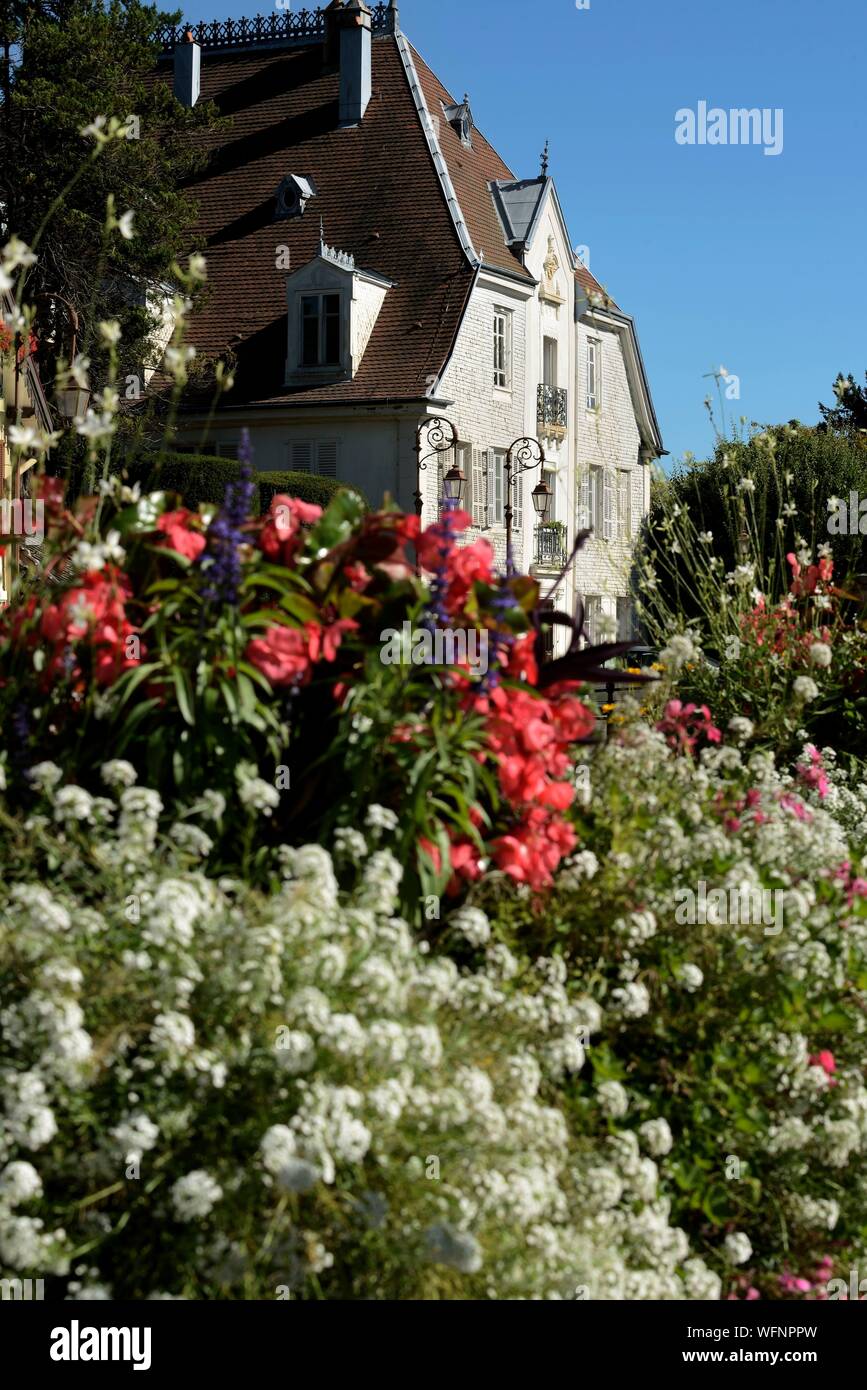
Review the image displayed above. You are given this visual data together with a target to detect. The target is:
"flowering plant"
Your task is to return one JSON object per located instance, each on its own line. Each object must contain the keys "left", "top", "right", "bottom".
{"left": 0, "top": 448, "right": 616, "bottom": 907}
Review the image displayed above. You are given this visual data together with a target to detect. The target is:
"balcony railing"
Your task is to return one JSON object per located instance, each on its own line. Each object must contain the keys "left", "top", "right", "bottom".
{"left": 156, "top": 4, "right": 397, "bottom": 53}
{"left": 535, "top": 523, "right": 567, "bottom": 569}
{"left": 537, "top": 383, "right": 568, "bottom": 431}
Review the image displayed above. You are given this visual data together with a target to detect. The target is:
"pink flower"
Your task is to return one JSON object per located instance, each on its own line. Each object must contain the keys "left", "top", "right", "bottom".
{"left": 156, "top": 508, "right": 206, "bottom": 561}
{"left": 809, "top": 1050, "right": 836, "bottom": 1076}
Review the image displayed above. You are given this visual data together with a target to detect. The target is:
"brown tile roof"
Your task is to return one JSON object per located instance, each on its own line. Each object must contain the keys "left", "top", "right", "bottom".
{"left": 409, "top": 46, "right": 534, "bottom": 284}
{"left": 575, "top": 262, "right": 620, "bottom": 313}
{"left": 152, "top": 29, "right": 536, "bottom": 410}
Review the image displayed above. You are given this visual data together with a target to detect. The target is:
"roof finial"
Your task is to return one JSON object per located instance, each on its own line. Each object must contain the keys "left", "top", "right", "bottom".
{"left": 540, "top": 139, "right": 549, "bottom": 177}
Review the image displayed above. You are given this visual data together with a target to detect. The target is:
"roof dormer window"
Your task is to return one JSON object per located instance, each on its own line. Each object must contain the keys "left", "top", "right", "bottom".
{"left": 284, "top": 239, "right": 394, "bottom": 384}
{"left": 274, "top": 174, "right": 318, "bottom": 221}
{"left": 442, "top": 94, "right": 474, "bottom": 148}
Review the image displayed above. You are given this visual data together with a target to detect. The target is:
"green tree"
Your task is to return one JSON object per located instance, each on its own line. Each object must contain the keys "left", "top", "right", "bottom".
{"left": 819, "top": 372, "right": 867, "bottom": 440}
{"left": 0, "top": 0, "right": 221, "bottom": 423}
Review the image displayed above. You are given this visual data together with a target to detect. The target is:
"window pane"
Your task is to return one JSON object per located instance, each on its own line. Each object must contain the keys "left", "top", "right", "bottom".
{"left": 301, "top": 297, "right": 319, "bottom": 366}
{"left": 324, "top": 298, "right": 341, "bottom": 365}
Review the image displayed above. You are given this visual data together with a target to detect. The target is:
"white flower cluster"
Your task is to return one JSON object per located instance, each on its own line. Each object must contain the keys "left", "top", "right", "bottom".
{"left": 0, "top": 778, "right": 715, "bottom": 1300}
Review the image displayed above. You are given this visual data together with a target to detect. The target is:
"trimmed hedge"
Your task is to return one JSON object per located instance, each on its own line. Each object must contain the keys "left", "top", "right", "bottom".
{"left": 57, "top": 449, "right": 368, "bottom": 514}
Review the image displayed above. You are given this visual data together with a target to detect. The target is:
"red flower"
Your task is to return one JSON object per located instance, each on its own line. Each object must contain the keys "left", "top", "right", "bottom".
{"left": 156, "top": 508, "right": 206, "bottom": 562}
{"left": 259, "top": 494, "right": 322, "bottom": 565}
{"left": 305, "top": 617, "right": 358, "bottom": 664}
{"left": 245, "top": 626, "right": 313, "bottom": 688}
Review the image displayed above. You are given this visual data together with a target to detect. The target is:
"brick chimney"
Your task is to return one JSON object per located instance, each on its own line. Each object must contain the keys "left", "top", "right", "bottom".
{"left": 174, "top": 29, "right": 201, "bottom": 109}
{"left": 326, "top": 0, "right": 372, "bottom": 127}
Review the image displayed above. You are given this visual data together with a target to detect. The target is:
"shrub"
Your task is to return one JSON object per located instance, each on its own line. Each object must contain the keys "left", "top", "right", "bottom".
{"left": 258, "top": 470, "right": 365, "bottom": 514}
{"left": 0, "top": 774, "right": 720, "bottom": 1301}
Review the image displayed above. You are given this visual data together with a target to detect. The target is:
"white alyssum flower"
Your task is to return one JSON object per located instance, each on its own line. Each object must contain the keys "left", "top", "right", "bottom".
{"left": 809, "top": 642, "right": 832, "bottom": 669}
{"left": 639, "top": 1118, "right": 673, "bottom": 1156}
{"left": 101, "top": 760, "right": 138, "bottom": 789}
{"left": 597, "top": 1081, "right": 629, "bottom": 1118}
{"left": 793, "top": 676, "right": 819, "bottom": 703}
{"left": 724, "top": 1231, "right": 753, "bottom": 1265}
{"left": 0, "top": 1161, "right": 43, "bottom": 1205}
{"left": 27, "top": 762, "right": 63, "bottom": 793}
{"left": 677, "top": 963, "right": 704, "bottom": 993}
{"left": 727, "top": 715, "right": 755, "bottom": 743}
{"left": 171, "top": 1170, "right": 222, "bottom": 1222}
{"left": 450, "top": 906, "right": 491, "bottom": 948}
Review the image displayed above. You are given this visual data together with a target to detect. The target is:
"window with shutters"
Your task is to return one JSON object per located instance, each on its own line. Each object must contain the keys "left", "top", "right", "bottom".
{"left": 617, "top": 469, "right": 630, "bottom": 539}
{"left": 602, "top": 469, "right": 614, "bottom": 541}
{"left": 286, "top": 440, "right": 339, "bottom": 476}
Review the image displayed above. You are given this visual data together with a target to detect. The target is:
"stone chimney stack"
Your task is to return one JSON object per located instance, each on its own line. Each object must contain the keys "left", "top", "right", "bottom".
{"left": 174, "top": 29, "right": 201, "bottom": 109}
{"left": 326, "top": 0, "right": 372, "bottom": 127}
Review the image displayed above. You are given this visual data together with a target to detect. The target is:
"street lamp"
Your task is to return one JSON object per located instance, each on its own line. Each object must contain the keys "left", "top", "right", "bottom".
{"left": 442, "top": 462, "right": 466, "bottom": 504}
{"left": 531, "top": 478, "right": 552, "bottom": 518}
{"left": 504, "top": 434, "right": 546, "bottom": 570}
{"left": 414, "top": 416, "right": 460, "bottom": 518}
{"left": 36, "top": 293, "right": 90, "bottom": 421}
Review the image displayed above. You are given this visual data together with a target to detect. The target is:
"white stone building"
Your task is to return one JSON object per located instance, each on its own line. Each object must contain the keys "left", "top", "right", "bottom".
{"left": 156, "top": 1, "right": 664, "bottom": 651}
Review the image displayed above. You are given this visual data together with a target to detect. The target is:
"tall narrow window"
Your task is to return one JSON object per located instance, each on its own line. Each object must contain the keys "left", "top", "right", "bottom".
{"left": 617, "top": 469, "right": 630, "bottom": 539}
{"left": 541, "top": 468, "right": 557, "bottom": 522}
{"left": 301, "top": 293, "right": 341, "bottom": 367}
{"left": 493, "top": 309, "right": 512, "bottom": 390}
{"left": 588, "top": 465, "right": 602, "bottom": 532}
{"left": 543, "top": 336, "right": 558, "bottom": 386}
{"left": 586, "top": 337, "right": 602, "bottom": 409}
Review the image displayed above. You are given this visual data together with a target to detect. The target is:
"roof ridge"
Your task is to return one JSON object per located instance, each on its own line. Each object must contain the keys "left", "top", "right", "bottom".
{"left": 394, "top": 34, "right": 480, "bottom": 270}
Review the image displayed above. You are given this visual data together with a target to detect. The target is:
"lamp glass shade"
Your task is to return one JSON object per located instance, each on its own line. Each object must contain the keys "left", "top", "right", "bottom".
{"left": 443, "top": 465, "right": 466, "bottom": 502}
{"left": 531, "top": 480, "right": 552, "bottom": 518}
{"left": 57, "top": 386, "right": 91, "bottom": 421}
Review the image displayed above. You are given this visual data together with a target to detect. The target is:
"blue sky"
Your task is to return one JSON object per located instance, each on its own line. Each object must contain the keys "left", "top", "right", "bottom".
{"left": 178, "top": 0, "right": 867, "bottom": 467}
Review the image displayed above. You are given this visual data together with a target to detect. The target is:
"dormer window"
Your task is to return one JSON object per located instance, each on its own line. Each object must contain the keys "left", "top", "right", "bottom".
{"left": 274, "top": 174, "right": 317, "bottom": 221}
{"left": 442, "top": 94, "right": 474, "bottom": 148}
{"left": 284, "top": 239, "right": 394, "bottom": 384}
{"left": 301, "top": 293, "right": 341, "bottom": 367}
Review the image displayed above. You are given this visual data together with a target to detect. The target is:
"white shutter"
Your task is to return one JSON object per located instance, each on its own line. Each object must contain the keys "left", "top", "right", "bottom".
{"left": 512, "top": 469, "right": 523, "bottom": 538}
{"left": 317, "top": 441, "right": 338, "bottom": 477}
{"left": 289, "top": 441, "right": 313, "bottom": 473}
{"left": 493, "top": 451, "right": 504, "bottom": 525}
{"left": 603, "top": 470, "right": 614, "bottom": 540}
{"left": 471, "top": 446, "right": 485, "bottom": 527}
{"left": 617, "top": 470, "right": 629, "bottom": 539}
{"left": 577, "top": 471, "right": 590, "bottom": 529}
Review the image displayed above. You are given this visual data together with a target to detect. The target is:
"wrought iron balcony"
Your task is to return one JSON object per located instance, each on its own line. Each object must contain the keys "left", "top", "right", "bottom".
{"left": 537, "top": 383, "right": 568, "bottom": 436}
{"left": 534, "top": 522, "right": 567, "bottom": 569}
